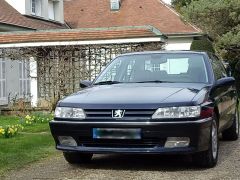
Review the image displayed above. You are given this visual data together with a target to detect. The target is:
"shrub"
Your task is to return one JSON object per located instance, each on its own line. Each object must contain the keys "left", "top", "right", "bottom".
{"left": 190, "top": 39, "right": 215, "bottom": 53}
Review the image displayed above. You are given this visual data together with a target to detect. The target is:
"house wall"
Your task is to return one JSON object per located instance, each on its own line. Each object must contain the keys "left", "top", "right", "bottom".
{"left": 0, "top": 58, "right": 31, "bottom": 106}
{"left": 5, "top": 0, "right": 64, "bottom": 23}
{"left": 5, "top": 0, "right": 26, "bottom": 14}
{"left": 165, "top": 37, "right": 193, "bottom": 50}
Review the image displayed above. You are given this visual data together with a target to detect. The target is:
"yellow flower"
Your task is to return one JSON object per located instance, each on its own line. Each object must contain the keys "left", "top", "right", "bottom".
{"left": 9, "top": 128, "right": 14, "bottom": 134}
{"left": 0, "top": 128, "right": 4, "bottom": 135}
{"left": 25, "top": 115, "right": 31, "bottom": 120}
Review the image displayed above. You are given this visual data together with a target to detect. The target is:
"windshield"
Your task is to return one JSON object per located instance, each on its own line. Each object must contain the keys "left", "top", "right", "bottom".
{"left": 94, "top": 53, "right": 208, "bottom": 84}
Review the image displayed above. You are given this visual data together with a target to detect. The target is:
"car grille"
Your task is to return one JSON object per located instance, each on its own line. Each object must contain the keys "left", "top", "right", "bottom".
{"left": 78, "top": 138, "right": 166, "bottom": 148}
{"left": 84, "top": 109, "right": 155, "bottom": 120}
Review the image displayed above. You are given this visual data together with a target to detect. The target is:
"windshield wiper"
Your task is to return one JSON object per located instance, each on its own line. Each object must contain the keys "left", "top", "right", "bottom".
{"left": 94, "top": 81, "right": 122, "bottom": 85}
{"left": 135, "top": 80, "right": 174, "bottom": 83}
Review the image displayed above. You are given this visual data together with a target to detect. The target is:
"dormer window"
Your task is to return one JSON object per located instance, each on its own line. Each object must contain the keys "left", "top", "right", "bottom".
{"left": 110, "top": 0, "right": 121, "bottom": 11}
{"left": 31, "top": 0, "right": 42, "bottom": 16}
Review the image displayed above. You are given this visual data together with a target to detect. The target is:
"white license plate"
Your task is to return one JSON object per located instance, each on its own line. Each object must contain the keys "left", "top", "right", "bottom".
{"left": 93, "top": 128, "right": 141, "bottom": 140}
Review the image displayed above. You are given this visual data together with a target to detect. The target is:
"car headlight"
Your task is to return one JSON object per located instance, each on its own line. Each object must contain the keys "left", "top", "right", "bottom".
{"left": 152, "top": 106, "right": 201, "bottom": 119}
{"left": 55, "top": 107, "right": 86, "bottom": 119}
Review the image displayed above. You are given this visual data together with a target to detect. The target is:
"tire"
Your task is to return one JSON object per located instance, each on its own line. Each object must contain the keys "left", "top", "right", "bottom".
{"left": 193, "top": 117, "right": 219, "bottom": 168}
{"left": 63, "top": 152, "right": 93, "bottom": 164}
{"left": 222, "top": 107, "right": 239, "bottom": 141}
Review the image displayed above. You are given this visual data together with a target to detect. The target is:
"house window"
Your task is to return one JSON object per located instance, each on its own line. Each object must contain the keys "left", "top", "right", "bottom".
{"left": 0, "top": 58, "right": 6, "bottom": 100}
{"left": 48, "top": 0, "right": 57, "bottom": 20}
{"left": 19, "top": 61, "right": 31, "bottom": 97}
{"left": 31, "top": 0, "right": 36, "bottom": 14}
{"left": 31, "top": 0, "right": 42, "bottom": 16}
{"left": 110, "top": 0, "right": 121, "bottom": 11}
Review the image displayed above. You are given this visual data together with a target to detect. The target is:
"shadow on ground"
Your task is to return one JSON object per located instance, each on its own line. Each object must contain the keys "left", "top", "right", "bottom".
{"left": 70, "top": 139, "right": 239, "bottom": 172}
{"left": 4, "top": 139, "right": 240, "bottom": 180}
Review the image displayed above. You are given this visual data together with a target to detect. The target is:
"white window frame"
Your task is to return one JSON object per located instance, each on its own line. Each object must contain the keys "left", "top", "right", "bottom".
{"left": 19, "top": 61, "right": 31, "bottom": 98}
{"left": 0, "top": 57, "right": 6, "bottom": 100}
{"left": 31, "top": 0, "right": 42, "bottom": 16}
{"left": 48, "top": 0, "right": 55, "bottom": 20}
{"left": 110, "top": 0, "right": 121, "bottom": 11}
{"left": 31, "top": 0, "right": 36, "bottom": 14}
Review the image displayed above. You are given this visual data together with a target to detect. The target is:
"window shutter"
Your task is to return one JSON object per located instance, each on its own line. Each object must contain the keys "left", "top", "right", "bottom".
{"left": 19, "top": 61, "right": 31, "bottom": 97}
{"left": 0, "top": 58, "right": 6, "bottom": 99}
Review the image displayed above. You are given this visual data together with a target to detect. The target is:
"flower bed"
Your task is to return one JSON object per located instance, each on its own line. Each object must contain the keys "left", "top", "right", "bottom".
{"left": 0, "top": 124, "right": 24, "bottom": 138}
{"left": 0, "top": 113, "right": 53, "bottom": 138}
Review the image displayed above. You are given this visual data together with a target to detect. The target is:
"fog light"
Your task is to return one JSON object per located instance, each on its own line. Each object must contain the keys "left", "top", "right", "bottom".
{"left": 58, "top": 136, "right": 77, "bottom": 147}
{"left": 164, "top": 137, "right": 190, "bottom": 148}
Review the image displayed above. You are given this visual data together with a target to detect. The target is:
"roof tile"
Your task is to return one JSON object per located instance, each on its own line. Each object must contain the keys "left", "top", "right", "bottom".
{"left": 64, "top": 0, "right": 201, "bottom": 34}
{"left": 0, "top": 28, "right": 158, "bottom": 44}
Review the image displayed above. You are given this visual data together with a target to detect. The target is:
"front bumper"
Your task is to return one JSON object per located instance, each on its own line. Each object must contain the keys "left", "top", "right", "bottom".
{"left": 49, "top": 118, "right": 212, "bottom": 154}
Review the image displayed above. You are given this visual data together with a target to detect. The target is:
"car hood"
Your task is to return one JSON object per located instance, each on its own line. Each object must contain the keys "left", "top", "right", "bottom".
{"left": 59, "top": 83, "right": 209, "bottom": 109}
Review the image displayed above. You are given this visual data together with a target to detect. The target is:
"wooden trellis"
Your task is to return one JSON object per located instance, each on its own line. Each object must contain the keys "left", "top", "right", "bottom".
{"left": 0, "top": 41, "right": 164, "bottom": 102}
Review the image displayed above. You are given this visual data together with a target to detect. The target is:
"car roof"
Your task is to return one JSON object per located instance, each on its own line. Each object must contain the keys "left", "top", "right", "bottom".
{"left": 117, "top": 50, "right": 209, "bottom": 57}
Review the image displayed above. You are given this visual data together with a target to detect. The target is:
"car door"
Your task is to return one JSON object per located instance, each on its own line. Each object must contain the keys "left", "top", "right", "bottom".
{"left": 210, "top": 54, "right": 237, "bottom": 131}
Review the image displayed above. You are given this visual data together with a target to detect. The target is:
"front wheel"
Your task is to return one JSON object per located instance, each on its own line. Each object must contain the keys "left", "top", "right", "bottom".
{"left": 63, "top": 152, "right": 93, "bottom": 164}
{"left": 193, "top": 118, "right": 219, "bottom": 168}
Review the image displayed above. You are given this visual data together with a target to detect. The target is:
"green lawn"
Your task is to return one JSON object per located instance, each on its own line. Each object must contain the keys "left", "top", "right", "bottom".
{"left": 0, "top": 115, "right": 57, "bottom": 177}
{"left": 0, "top": 116, "right": 19, "bottom": 126}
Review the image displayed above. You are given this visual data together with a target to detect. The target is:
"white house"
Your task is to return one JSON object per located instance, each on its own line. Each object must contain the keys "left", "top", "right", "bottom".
{"left": 0, "top": 0, "right": 203, "bottom": 107}
{"left": 0, "top": 0, "right": 67, "bottom": 106}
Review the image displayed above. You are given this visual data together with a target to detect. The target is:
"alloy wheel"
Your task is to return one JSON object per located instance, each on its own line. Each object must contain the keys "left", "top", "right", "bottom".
{"left": 236, "top": 110, "right": 239, "bottom": 135}
{"left": 212, "top": 120, "right": 218, "bottom": 160}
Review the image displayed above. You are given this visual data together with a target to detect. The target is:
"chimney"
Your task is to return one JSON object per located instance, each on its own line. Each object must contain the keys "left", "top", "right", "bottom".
{"left": 110, "top": 0, "right": 121, "bottom": 11}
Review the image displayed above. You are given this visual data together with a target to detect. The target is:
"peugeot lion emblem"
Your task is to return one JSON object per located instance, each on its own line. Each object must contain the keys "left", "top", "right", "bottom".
{"left": 112, "top": 110, "right": 125, "bottom": 119}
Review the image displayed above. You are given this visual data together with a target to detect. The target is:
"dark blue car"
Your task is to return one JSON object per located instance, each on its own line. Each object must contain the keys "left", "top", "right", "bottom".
{"left": 50, "top": 51, "right": 239, "bottom": 168}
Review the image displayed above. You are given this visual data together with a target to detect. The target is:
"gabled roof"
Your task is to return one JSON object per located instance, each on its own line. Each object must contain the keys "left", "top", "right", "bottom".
{"left": 64, "top": 0, "right": 201, "bottom": 35}
{"left": 0, "top": 26, "right": 166, "bottom": 47}
{"left": 0, "top": 0, "right": 67, "bottom": 30}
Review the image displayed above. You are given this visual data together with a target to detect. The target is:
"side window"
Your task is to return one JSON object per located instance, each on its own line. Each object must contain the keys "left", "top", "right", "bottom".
{"left": 211, "top": 55, "right": 227, "bottom": 80}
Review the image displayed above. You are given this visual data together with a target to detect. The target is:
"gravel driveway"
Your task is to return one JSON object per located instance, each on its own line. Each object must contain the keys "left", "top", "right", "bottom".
{"left": 3, "top": 139, "right": 240, "bottom": 180}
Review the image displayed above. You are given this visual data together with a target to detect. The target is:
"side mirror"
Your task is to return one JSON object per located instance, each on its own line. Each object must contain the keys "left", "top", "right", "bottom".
{"left": 80, "top": 80, "right": 92, "bottom": 88}
{"left": 216, "top": 77, "right": 235, "bottom": 87}
{"left": 223, "top": 61, "right": 232, "bottom": 76}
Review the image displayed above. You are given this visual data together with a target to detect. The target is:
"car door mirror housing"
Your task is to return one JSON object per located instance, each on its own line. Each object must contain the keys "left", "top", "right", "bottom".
{"left": 223, "top": 61, "right": 232, "bottom": 76}
{"left": 216, "top": 77, "right": 235, "bottom": 87}
{"left": 80, "top": 80, "right": 92, "bottom": 88}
